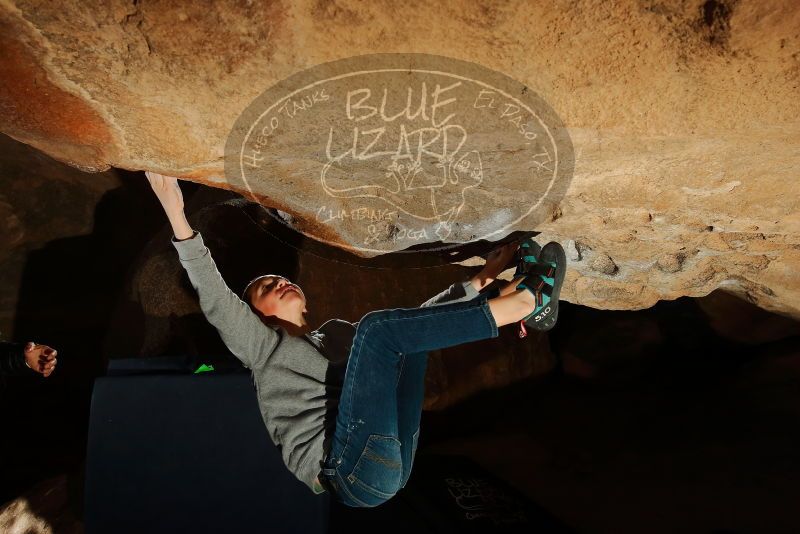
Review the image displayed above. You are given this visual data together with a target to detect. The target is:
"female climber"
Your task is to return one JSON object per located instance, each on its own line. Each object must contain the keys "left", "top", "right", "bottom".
{"left": 145, "top": 170, "right": 566, "bottom": 508}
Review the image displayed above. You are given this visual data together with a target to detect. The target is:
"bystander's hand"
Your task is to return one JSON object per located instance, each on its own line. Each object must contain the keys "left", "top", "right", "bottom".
{"left": 24, "top": 342, "right": 57, "bottom": 377}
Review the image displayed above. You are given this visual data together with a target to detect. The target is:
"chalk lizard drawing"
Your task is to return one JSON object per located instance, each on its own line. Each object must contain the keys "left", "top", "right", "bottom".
{"left": 320, "top": 124, "right": 483, "bottom": 241}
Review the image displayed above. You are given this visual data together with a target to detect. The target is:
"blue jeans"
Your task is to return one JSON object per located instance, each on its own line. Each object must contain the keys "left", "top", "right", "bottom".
{"left": 320, "top": 289, "right": 500, "bottom": 507}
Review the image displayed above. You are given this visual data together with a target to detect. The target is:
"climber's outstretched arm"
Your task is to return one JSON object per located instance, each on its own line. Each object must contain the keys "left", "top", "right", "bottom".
{"left": 144, "top": 171, "right": 278, "bottom": 368}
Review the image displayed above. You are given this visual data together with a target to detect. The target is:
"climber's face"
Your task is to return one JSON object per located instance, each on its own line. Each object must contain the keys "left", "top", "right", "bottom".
{"left": 246, "top": 275, "right": 307, "bottom": 325}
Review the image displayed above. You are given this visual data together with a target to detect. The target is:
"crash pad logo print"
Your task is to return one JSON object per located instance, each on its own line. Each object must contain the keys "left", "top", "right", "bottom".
{"left": 226, "top": 54, "right": 573, "bottom": 255}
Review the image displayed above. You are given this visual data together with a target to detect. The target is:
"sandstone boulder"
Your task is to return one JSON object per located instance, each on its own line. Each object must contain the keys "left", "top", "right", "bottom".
{"left": 1, "top": 0, "right": 798, "bottom": 319}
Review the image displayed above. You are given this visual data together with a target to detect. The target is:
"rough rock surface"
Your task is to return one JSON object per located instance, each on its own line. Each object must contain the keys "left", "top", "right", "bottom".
{"left": 1, "top": 0, "right": 798, "bottom": 318}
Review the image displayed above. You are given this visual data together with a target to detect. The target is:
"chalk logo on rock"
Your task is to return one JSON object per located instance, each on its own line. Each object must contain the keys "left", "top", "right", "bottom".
{"left": 225, "top": 53, "right": 573, "bottom": 255}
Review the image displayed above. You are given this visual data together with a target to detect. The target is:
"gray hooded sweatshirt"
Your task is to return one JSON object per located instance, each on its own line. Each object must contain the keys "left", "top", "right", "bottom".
{"left": 173, "top": 232, "right": 481, "bottom": 492}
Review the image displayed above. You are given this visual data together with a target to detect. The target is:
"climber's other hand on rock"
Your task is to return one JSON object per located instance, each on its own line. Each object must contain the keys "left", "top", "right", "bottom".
{"left": 481, "top": 241, "right": 519, "bottom": 279}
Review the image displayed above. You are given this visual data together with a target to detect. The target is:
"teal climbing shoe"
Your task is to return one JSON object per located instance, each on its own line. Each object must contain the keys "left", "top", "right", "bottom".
{"left": 515, "top": 241, "right": 567, "bottom": 336}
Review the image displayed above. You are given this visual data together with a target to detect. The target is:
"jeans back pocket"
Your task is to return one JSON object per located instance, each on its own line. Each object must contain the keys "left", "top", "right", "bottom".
{"left": 348, "top": 434, "right": 403, "bottom": 499}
